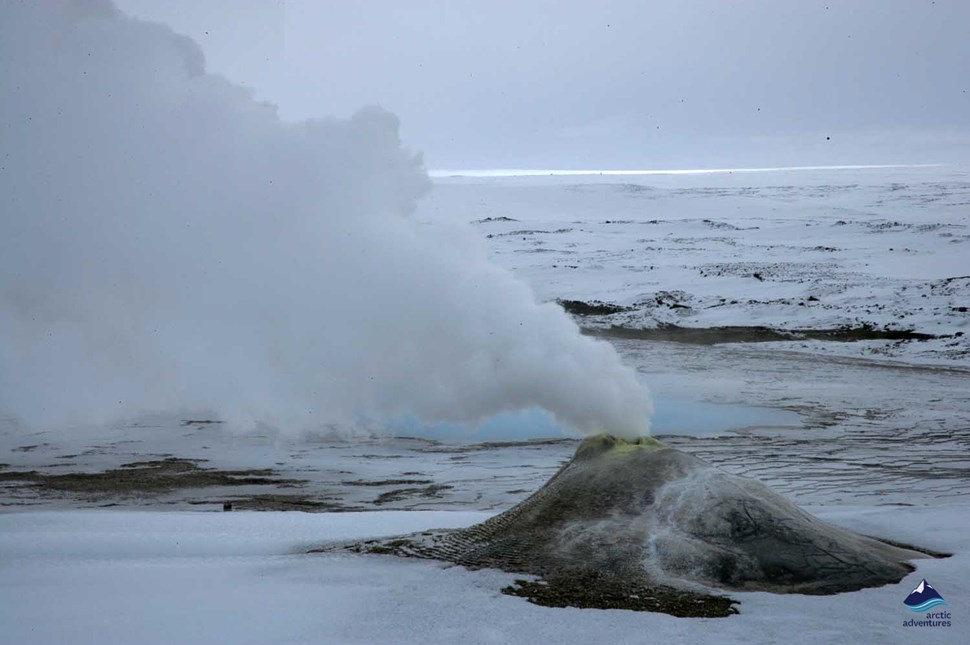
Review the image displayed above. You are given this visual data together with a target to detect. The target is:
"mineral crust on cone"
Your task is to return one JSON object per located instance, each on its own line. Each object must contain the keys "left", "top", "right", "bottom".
{"left": 331, "top": 435, "right": 929, "bottom": 612}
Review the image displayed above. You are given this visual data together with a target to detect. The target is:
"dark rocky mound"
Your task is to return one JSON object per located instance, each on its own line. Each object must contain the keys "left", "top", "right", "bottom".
{"left": 556, "top": 299, "right": 631, "bottom": 316}
{"left": 325, "top": 435, "right": 928, "bottom": 614}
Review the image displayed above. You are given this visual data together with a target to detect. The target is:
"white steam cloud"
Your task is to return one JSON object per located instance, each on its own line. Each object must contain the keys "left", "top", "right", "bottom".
{"left": 0, "top": 1, "right": 651, "bottom": 437}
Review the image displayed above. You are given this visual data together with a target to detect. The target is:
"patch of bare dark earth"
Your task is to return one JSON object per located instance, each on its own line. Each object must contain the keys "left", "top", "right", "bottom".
{"left": 209, "top": 494, "right": 354, "bottom": 512}
{"left": 586, "top": 323, "right": 938, "bottom": 345}
{"left": 13, "top": 444, "right": 44, "bottom": 452}
{"left": 343, "top": 478, "right": 433, "bottom": 487}
{"left": 502, "top": 573, "right": 738, "bottom": 617}
{"left": 557, "top": 299, "right": 632, "bottom": 316}
{"left": 373, "top": 484, "right": 454, "bottom": 505}
{"left": 415, "top": 437, "right": 574, "bottom": 453}
{"left": 0, "top": 458, "right": 301, "bottom": 496}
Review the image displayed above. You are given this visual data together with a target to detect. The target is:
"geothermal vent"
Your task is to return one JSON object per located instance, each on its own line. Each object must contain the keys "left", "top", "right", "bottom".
{"left": 328, "top": 435, "right": 930, "bottom": 616}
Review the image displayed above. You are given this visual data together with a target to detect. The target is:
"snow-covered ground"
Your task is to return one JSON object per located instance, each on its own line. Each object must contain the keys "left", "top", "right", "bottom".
{"left": 418, "top": 165, "right": 970, "bottom": 365}
{"left": 2, "top": 165, "right": 969, "bottom": 643}
{"left": 2, "top": 508, "right": 967, "bottom": 645}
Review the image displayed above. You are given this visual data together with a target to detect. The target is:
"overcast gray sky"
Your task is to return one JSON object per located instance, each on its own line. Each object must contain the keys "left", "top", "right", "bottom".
{"left": 117, "top": 0, "right": 970, "bottom": 170}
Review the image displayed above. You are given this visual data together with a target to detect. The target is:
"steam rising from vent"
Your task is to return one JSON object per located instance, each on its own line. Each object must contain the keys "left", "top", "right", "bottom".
{"left": 0, "top": 1, "right": 652, "bottom": 437}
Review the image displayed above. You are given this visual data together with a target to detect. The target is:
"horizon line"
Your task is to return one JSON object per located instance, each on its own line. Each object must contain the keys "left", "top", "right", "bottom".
{"left": 428, "top": 163, "right": 946, "bottom": 178}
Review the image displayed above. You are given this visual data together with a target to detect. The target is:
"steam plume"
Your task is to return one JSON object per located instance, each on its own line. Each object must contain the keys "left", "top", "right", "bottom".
{"left": 0, "top": 1, "right": 651, "bottom": 437}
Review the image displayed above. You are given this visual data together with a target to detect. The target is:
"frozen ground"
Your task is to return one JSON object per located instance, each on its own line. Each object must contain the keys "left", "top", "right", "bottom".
{"left": 2, "top": 166, "right": 969, "bottom": 643}
{"left": 419, "top": 165, "right": 969, "bottom": 364}
{"left": 1, "top": 508, "right": 967, "bottom": 645}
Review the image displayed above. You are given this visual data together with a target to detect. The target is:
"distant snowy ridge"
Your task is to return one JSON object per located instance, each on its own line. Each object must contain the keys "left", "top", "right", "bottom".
{"left": 430, "top": 164, "right": 943, "bottom": 178}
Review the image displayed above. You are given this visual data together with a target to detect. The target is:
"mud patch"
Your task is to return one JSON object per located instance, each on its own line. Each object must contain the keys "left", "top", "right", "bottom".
{"left": 344, "top": 478, "right": 433, "bottom": 487}
{"left": 0, "top": 470, "right": 38, "bottom": 482}
{"left": 216, "top": 494, "right": 351, "bottom": 512}
{"left": 416, "top": 437, "right": 575, "bottom": 453}
{"left": 502, "top": 572, "right": 738, "bottom": 617}
{"left": 0, "top": 458, "right": 299, "bottom": 495}
{"left": 373, "top": 484, "right": 454, "bottom": 505}
{"left": 586, "top": 323, "right": 937, "bottom": 345}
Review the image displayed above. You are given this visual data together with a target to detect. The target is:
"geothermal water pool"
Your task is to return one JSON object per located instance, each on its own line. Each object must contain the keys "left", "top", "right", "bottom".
{"left": 388, "top": 397, "right": 800, "bottom": 442}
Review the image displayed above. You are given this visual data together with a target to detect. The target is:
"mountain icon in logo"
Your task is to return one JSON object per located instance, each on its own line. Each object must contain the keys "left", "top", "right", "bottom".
{"left": 903, "top": 579, "right": 947, "bottom": 612}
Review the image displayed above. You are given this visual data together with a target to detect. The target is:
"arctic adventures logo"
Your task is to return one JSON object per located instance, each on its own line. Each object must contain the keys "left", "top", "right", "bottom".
{"left": 902, "top": 579, "right": 951, "bottom": 628}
